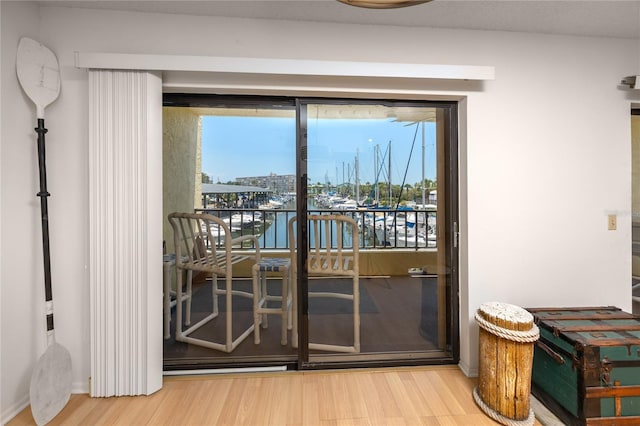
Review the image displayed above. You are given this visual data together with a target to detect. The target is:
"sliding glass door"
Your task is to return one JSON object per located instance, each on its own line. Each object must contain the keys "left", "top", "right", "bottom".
{"left": 296, "top": 99, "right": 458, "bottom": 367}
{"left": 162, "top": 94, "right": 458, "bottom": 371}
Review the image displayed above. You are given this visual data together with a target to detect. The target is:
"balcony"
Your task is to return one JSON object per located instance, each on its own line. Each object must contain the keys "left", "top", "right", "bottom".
{"left": 192, "top": 206, "right": 439, "bottom": 277}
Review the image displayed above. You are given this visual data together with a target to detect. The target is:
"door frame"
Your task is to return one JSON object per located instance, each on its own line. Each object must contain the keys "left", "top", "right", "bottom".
{"left": 294, "top": 97, "right": 460, "bottom": 369}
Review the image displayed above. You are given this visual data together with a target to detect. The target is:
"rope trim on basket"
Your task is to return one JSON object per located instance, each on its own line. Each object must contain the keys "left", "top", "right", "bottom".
{"left": 473, "top": 386, "right": 536, "bottom": 426}
{"left": 475, "top": 311, "right": 540, "bottom": 343}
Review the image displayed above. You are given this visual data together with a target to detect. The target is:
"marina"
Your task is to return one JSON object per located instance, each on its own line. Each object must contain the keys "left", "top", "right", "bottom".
{"left": 196, "top": 197, "right": 437, "bottom": 250}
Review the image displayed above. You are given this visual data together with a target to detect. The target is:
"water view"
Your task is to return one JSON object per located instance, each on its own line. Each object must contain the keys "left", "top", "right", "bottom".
{"left": 199, "top": 195, "right": 437, "bottom": 250}
{"left": 196, "top": 102, "right": 440, "bottom": 251}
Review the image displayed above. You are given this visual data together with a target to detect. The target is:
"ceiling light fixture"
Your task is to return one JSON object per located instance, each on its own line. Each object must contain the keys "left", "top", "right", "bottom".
{"left": 337, "top": 0, "right": 432, "bottom": 9}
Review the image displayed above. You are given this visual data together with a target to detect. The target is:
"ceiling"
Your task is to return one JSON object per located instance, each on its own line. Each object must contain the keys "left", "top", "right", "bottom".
{"left": 41, "top": 0, "right": 640, "bottom": 39}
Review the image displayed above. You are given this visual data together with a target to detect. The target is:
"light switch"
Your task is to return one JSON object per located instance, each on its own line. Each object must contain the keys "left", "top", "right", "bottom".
{"left": 608, "top": 214, "right": 617, "bottom": 230}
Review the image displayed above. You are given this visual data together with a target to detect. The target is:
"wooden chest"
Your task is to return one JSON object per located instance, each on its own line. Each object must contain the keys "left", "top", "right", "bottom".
{"left": 527, "top": 306, "right": 640, "bottom": 425}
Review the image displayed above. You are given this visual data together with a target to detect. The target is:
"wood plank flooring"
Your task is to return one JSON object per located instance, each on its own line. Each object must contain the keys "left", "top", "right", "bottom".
{"left": 9, "top": 365, "right": 544, "bottom": 425}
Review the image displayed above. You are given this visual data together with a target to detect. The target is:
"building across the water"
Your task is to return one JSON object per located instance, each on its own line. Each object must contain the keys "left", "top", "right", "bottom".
{"left": 236, "top": 173, "right": 295, "bottom": 194}
{"left": 201, "top": 183, "right": 272, "bottom": 209}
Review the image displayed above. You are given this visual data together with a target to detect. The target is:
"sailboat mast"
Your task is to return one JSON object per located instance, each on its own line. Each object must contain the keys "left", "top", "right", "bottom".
{"left": 375, "top": 144, "right": 380, "bottom": 204}
{"left": 421, "top": 122, "right": 426, "bottom": 206}
{"left": 355, "top": 148, "right": 360, "bottom": 204}
{"left": 347, "top": 162, "right": 351, "bottom": 196}
{"left": 342, "top": 162, "right": 345, "bottom": 193}
{"left": 388, "top": 140, "right": 392, "bottom": 206}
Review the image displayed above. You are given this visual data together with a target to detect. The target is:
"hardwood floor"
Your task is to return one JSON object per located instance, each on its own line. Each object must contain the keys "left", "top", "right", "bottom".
{"left": 9, "top": 365, "right": 544, "bottom": 425}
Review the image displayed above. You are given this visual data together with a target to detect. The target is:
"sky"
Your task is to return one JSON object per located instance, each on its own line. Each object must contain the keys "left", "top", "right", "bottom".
{"left": 201, "top": 115, "right": 437, "bottom": 187}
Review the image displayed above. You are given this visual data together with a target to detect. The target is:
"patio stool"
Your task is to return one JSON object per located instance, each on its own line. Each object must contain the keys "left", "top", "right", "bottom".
{"left": 163, "top": 253, "right": 193, "bottom": 340}
{"left": 252, "top": 257, "right": 292, "bottom": 345}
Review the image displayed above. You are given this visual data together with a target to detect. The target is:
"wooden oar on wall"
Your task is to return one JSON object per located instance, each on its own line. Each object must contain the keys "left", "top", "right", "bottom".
{"left": 16, "top": 36, "right": 72, "bottom": 426}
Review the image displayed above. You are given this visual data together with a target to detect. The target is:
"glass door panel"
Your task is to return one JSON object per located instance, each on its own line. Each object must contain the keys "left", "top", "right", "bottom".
{"left": 300, "top": 100, "right": 457, "bottom": 365}
{"left": 162, "top": 96, "right": 300, "bottom": 369}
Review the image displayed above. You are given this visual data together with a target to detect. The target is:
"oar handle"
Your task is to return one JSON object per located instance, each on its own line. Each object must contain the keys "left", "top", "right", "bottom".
{"left": 35, "top": 118, "right": 55, "bottom": 342}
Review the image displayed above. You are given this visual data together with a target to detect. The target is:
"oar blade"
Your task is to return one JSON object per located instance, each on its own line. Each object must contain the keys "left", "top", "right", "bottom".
{"left": 29, "top": 342, "right": 72, "bottom": 425}
{"left": 16, "top": 37, "right": 61, "bottom": 119}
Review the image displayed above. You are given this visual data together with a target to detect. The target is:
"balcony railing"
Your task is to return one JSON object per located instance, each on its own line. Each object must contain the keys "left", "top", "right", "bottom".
{"left": 194, "top": 207, "right": 437, "bottom": 251}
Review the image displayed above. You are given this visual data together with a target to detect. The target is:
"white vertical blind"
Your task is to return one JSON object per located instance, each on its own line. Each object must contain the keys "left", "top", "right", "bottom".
{"left": 88, "top": 70, "right": 163, "bottom": 397}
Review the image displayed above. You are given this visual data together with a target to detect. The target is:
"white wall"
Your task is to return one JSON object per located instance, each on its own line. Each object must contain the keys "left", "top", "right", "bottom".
{"left": 2, "top": 1, "right": 639, "bottom": 420}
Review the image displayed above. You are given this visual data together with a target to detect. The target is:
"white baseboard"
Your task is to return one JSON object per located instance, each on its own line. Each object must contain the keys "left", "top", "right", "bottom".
{"left": 72, "top": 380, "right": 89, "bottom": 395}
{"left": 1, "top": 382, "right": 87, "bottom": 425}
{"left": 1, "top": 393, "right": 29, "bottom": 426}
{"left": 457, "top": 361, "right": 478, "bottom": 377}
{"left": 163, "top": 365, "right": 287, "bottom": 376}
{"left": 530, "top": 395, "right": 564, "bottom": 426}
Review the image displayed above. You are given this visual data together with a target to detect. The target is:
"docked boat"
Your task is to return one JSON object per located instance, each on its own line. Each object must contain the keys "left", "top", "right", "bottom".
{"left": 332, "top": 199, "right": 359, "bottom": 210}
{"left": 374, "top": 208, "right": 437, "bottom": 248}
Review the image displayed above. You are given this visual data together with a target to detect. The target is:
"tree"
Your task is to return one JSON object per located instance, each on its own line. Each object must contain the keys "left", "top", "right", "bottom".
{"left": 202, "top": 172, "right": 212, "bottom": 184}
